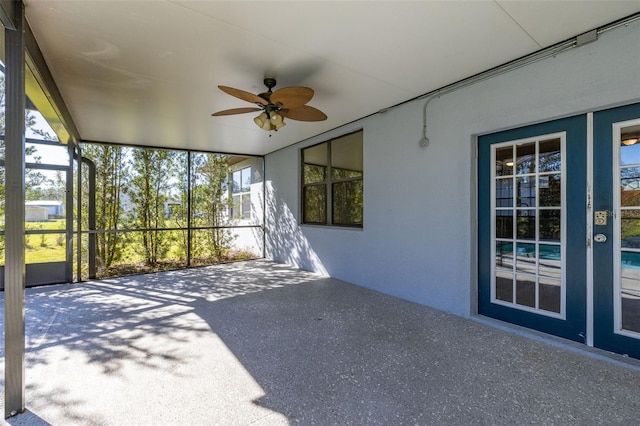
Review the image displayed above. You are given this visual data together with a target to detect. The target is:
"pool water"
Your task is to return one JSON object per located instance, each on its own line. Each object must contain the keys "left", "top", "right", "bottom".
{"left": 622, "top": 251, "right": 640, "bottom": 269}
{"left": 497, "top": 243, "right": 560, "bottom": 260}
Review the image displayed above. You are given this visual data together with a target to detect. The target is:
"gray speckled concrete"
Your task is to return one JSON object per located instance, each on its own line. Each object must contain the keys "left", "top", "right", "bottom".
{"left": 1, "top": 259, "right": 640, "bottom": 425}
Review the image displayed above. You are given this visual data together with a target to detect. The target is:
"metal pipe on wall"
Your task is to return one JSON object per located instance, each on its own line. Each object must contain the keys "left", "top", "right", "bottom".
{"left": 415, "top": 12, "right": 640, "bottom": 149}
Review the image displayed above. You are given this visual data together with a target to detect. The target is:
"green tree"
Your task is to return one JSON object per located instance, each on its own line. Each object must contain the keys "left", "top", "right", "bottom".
{"left": 127, "top": 148, "right": 176, "bottom": 265}
{"left": 191, "top": 153, "right": 234, "bottom": 260}
{"left": 171, "top": 153, "right": 189, "bottom": 260}
{"left": 82, "top": 143, "right": 129, "bottom": 270}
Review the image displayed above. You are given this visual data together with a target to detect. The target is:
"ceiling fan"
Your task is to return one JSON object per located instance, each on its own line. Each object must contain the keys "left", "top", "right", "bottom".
{"left": 212, "top": 78, "right": 327, "bottom": 131}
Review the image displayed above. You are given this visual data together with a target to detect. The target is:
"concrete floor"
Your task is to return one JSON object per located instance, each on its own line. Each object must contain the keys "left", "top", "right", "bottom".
{"left": 1, "top": 259, "right": 640, "bottom": 425}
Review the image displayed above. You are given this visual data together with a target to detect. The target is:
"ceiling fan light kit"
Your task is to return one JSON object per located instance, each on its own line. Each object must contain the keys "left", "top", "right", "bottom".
{"left": 270, "top": 112, "right": 286, "bottom": 130}
{"left": 212, "top": 78, "right": 327, "bottom": 132}
{"left": 253, "top": 110, "right": 285, "bottom": 131}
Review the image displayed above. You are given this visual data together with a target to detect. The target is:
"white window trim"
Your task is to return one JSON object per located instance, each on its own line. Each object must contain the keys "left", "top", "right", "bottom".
{"left": 490, "top": 132, "right": 567, "bottom": 320}
{"left": 612, "top": 118, "right": 640, "bottom": 339}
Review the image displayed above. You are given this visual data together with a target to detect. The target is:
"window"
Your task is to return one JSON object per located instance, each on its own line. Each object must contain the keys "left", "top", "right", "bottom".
{"left": 492, "top": 134, "right": 565, "bottom": 317}
{"left": 231, "top": 166, "right": 251, "bottom": 219}
{"left": 302, "top": 130, "right": 363, "bottom": 227}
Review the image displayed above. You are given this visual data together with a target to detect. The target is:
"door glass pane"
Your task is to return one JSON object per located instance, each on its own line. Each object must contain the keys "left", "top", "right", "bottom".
{"left": 516, "top": 275, "right": 536, "bottom": 308}
{"left": 539, "top": 174, "right": 561, "bottom": 207}
{"left": 495, "top": 241, "right": 513, "bottom": 270}
{"left": 539, "top": 210, "right": 561, "bottom": 241}
{"left": 495, "top": 210, "right": 513, "bottom": 239}
{"left": 515, "top": 242, "right": 535, "bottom": 274}
{"left": 539, "top": 244, "right": 561, "bottom": 279}
{"left": 620, "top": 124, "right": 640, "bottom": 166}
{"left": 621, "top": 210, "right": 640, "bottom": 248}
{"left": 516, "top": 177, "right": 535, "bottom": 207}
{"left": 620, "top": 167, "right": 640, "bottom": 207}
{"left": 516, "top": 143, "right": 536, "bottom": 174}
{"left": 620, "top": 252, "right": 640, "bottom": 334}
{"left": 495, "top": 146, "right": 513, "bottom": 177}
{"left": 621, "top": 294, "right": 640, "bottom": 334}
{"left": 495, "top": 178, "right": 513, "bottom": 207}
{"left": 491, "top": 134, "right": 564, "bottom": 318}
{"left": 621, "top": 251, "right": 640, "bottom": 291}
{"left": 539, "top": 138, "right": 561, "bottom": 172}
{"left": 618, "top": 123, "right": 640, "bottom": 336}
{"left": 516, "top": 209, "right": 536, "bottom": 239}
{"left": 539, "top": 278, "right": 561, "bottom": 314}
{"left": 495, "top": 270, "right": 513, "bottom": 302}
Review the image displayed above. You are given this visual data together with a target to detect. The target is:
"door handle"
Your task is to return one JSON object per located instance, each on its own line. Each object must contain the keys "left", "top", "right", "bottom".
{"left": 593, "top": 233, "right": 607, "bottom": 243}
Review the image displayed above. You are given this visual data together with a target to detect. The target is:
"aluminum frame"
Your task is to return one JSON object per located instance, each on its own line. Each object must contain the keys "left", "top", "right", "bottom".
{"left": 3, "top": 0, "right": 26, "bottom": 417}
{"left": 75, "top": 144, "right": 266, "bottom": 280}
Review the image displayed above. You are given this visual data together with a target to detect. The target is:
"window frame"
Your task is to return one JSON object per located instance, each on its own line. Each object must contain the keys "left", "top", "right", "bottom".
{"left": 230, "top": 166, "right": 252, "bottom": 220}
{"left": 490, "top": 132, "right": 566, "bottom": 319}
{"left": 301, "top": 130, "right": 363, "bottom": 228}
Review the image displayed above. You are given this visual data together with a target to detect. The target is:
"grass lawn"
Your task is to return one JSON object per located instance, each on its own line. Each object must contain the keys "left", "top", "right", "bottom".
{"left": 24, "top": 219, "right": 67, "bottom": 264}
{"left": 25, "top": 233, "right": 66, "bottom": 263}
{"left": 0, "top": 219, "right": 66, "bottom": 265}
{"left": 1, "top": 220, "right": 259, "bottom": 278}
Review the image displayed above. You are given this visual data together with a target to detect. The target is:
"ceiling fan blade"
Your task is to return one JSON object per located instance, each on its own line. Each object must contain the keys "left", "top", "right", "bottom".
{"left": 211, "top": 107, "right": 262, "bottom": 116}
{"left": 271, "top": 87, "right": 314, "bottom": 109}
{"left": 281, "top": 105, "right": 327, "bottom": 122}
{"left": 218, "top": 86, "right": 268, "bottom": 105}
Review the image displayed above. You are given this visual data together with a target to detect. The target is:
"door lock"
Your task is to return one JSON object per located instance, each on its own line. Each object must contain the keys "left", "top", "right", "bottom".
{"left": 593, "top": 233, "right": 607, "bottom": 243}
{"left": 594, "top": 210, "right": 613, "bottom": 226}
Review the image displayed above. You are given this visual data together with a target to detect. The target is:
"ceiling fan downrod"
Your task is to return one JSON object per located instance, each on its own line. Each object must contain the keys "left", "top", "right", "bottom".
{"left": 254, "top": 78, "right": 286, "bottom": 131}
{"left": 258, "top": 78, "right": 277, "bottom": 103}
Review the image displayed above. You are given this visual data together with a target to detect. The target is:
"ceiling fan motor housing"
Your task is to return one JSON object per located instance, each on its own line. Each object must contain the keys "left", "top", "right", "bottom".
{"left": 259, "top": 78, "right": 278, "bottom": 105}
{"left": 263, "top": 78, "right": 277, "bottom": 90}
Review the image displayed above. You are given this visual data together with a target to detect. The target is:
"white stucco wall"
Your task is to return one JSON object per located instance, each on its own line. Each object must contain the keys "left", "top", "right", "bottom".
{"left": 264, "top": 20, "right": 640, "bottom": 317}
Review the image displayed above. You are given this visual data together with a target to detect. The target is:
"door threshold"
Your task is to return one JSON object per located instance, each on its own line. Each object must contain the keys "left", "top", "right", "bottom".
{"left": 472, "top": 314, "right": 640, "bottom": 370}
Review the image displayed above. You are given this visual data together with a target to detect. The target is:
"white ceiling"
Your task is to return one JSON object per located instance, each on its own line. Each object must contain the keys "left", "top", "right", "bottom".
{"left": 23, "top": 1, "right": 640, "bottom": 156}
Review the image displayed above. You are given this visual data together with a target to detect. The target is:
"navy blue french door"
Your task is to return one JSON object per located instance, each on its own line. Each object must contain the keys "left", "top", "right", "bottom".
{"left": 593, "top": 103, "right": 640, "bottom": 358}
{"left": 479, "top": 104, "right": 640, "bottom": 358}
{"left": 478, "top": 114, "right": 587, "bottom": 342}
